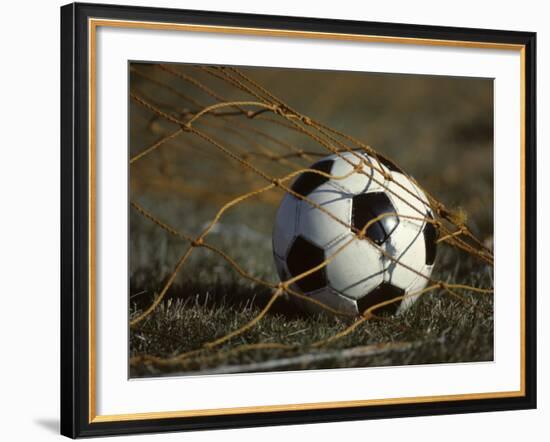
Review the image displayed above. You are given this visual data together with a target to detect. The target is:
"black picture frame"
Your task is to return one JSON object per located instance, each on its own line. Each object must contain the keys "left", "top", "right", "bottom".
{"left": 61, "top": 2, "right": 537, "bottom": 438}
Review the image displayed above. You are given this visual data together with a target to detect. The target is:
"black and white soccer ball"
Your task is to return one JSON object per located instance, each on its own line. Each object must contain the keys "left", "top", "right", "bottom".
{"left": 272, "top": 151, "right": 438, "bottom": 316}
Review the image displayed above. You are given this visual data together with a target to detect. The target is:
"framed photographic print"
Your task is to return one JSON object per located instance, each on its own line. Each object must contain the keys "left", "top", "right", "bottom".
{"left": 60, "top": 2, "right": 537, "bottom": 438}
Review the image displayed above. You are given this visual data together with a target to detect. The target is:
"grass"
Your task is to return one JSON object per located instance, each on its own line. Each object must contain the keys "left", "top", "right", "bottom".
{"left": 128, "top": 63, "right": 494, "bottom": 378}
{"left": 129, "top": 231, "right": 493, "bottom": 377}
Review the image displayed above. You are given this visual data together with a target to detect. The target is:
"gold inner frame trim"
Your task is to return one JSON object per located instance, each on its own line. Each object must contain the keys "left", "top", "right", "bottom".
{"left": 88, "top": 17, "right": 527, "bottom": 424}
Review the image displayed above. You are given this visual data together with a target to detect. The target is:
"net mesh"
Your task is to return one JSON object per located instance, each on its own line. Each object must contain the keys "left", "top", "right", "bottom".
{"left": 128, "top": 63, "right": 494, "bottom": 375}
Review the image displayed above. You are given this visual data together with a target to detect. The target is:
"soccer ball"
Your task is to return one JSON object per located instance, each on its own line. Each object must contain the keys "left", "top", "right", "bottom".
{"left": 272, "top": 150, "right": 438, "bottom": 316}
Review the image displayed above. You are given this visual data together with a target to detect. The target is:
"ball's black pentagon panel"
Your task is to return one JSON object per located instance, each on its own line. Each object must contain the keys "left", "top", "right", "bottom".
{"left": 351, "top": 192, "right": 400, "bottom": 245}
{"left": 376, "top": 155, "right": 401, "bottom": 173}
{"left": 423, "top": 213, "right": 438, "bottom": 265}
{"left": 290, "top": 159, "right": 334, "bottom": 197}
{"left": 356, "top": 282, "right": 404, "bottom": 315}
{"left": 286, "top": 235, "right": 327, "bottom": 292}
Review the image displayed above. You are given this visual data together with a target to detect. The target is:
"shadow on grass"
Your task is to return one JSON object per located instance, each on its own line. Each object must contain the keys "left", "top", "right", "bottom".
{"left": 130, "top": 270, "right": 312, "bottom": 322}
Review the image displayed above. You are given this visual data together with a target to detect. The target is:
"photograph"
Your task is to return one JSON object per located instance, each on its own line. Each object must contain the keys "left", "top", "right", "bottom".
{"left": 57, "top": 1, "right": 537, "bottom": 438}
{"left": 128, "top": 62, "right": 495, "bottom": 378}
{"left": 0, "top": 0, "right": 542, "bottom": 439}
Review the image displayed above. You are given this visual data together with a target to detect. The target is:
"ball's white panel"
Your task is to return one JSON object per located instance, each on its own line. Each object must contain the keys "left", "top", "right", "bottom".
{"left": 294, "top": 287, "right": 359, "bottom": 316}
{"left": 385, "top": 172, "right": 430, "bottom": 229}
{"left": 383, "top": 222, "right": 427, "bottom": 290}
{"left": 329, "top": 151, "right": 386, "bottom": 195}
{"left": 297, "top": 182, "right": 352, "bottom": 249}
{"left": 409, "top": 177, "right": 434, "bottom": 234}
{"left": 325, "top": 234, "right": 384, "bottom": 300}
{"left": 272, "top": 251, "right": 290, "bottom": 283}
{"left": 398, "top": 264, "right": 434, "bottom": 313}
{"left": 272, "top": 194, "right": 300, "bottom": 259}
{"left": 411, "top": 177, "right": 432, "bottom": 214}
